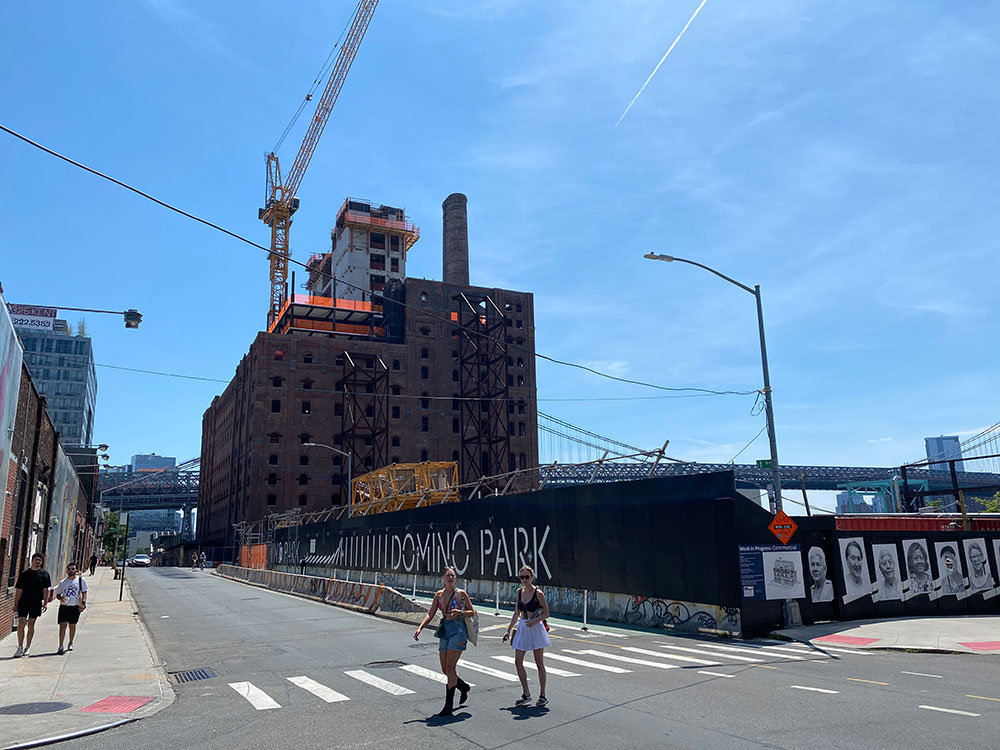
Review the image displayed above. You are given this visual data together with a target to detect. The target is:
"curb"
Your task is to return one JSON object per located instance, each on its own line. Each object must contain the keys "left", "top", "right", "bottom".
{"left": 3, "top": 718, "right": 140, "bottom": 750}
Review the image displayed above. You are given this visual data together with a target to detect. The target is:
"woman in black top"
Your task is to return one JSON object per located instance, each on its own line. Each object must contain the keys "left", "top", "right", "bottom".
{"left": 503, "top": 565, "right": 551, "bottom": 707}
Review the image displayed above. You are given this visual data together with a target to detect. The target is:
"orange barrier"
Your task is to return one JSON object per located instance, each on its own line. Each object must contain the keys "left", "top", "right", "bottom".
{"left": 239, "top": 544, "right": 267, "bottom": 570}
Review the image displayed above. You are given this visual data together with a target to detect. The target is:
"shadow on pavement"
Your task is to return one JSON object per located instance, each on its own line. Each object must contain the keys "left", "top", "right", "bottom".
{"left": 501, "top": 705, "right": 550, "bottom": 721}
{"left": 405, "top": 711, "right": 472, "bottom": 726}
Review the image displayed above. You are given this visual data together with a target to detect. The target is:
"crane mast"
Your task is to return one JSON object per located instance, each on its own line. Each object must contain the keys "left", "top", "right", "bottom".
{"left": 260, "top": 0, "right": 380, "bottom": 326}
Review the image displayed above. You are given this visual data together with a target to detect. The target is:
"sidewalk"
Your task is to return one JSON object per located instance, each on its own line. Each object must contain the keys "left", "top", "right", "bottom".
{"left": 776, "top": 615, "right": 1000, "bottom": 654}
{"left": 0, "top": 567, "right": 174, "bottom": 749}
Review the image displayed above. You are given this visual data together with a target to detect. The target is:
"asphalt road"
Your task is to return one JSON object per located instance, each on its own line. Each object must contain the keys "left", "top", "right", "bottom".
{"left": 67, "top": 568, "right": 1000, "bottom": 750}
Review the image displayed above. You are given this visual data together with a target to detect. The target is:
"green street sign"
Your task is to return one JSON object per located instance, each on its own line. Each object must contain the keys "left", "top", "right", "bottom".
{"left": 756, "top": 459, "right": 772, "bottom": 470}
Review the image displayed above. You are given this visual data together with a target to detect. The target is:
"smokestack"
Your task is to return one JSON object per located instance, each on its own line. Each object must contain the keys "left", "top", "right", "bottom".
{"left": 442, "top": 193, "right": 469, "bottom": 286}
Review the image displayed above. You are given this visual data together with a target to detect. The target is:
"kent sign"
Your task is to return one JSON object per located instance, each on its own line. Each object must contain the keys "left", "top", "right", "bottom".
{"left": 7, "top": 304, "right": 56, "bottom": 331}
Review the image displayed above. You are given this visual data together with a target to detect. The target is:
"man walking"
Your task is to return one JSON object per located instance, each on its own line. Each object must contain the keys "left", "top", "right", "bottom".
{"left": 55, "top": 562, "right": 88, "bottom": 655}
{"left": 88, "top": 553, "right": 98, "bottom": 577}
{"left": 13, "top": 553, "right": 52, "bottom": 657}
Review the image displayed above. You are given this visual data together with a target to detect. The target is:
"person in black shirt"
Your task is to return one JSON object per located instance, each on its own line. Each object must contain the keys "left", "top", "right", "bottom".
{"left": 13, "top": 553, "right": 52, "bottom": 657}
{"left": 88, "top": 554, "right": 98, "bottom": 576}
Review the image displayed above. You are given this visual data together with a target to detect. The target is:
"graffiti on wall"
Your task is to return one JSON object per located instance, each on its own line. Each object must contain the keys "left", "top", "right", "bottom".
{"left": 623, "top": 595, "right": 739, "bottom": 635}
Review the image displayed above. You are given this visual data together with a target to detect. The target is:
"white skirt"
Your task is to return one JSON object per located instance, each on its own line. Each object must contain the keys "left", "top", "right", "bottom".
{"left": 511, "top": 619, "right": 551, "bottom": 651}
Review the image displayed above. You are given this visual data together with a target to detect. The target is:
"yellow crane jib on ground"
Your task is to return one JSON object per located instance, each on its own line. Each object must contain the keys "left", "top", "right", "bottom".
{"left": 259, "top": 0, "right": 380, "bottom": 326}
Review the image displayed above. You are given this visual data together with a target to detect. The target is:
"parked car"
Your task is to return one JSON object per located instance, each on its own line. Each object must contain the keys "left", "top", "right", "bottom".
{"left": 131, "top": 554, "right": 151, "bottom": 567}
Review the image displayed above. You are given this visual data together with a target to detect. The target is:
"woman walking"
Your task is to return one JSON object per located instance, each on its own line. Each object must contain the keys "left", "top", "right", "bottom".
{"left": 503, "top": 565, "right": 550, "bottom": 707}
{"left": 413, "top": 567, "right": 474, "bottom": 716}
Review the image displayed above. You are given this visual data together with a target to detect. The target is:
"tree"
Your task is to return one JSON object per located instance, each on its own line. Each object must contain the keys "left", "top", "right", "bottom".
{"left": 76, "top": 318, "right": 88, "bottom": 337}
{"left": 984, "top": 492, "right": 1000, "bottom": 514}
{"left": 102, "top": 511, "right": 127, "bottom": 559}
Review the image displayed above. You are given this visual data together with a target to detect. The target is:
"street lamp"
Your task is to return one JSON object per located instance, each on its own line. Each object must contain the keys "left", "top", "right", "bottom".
{"left": 304, "top": 443, "right": 353, "bottom": 516}
{"left": 643, "top": 252, "right": 784, "bottom": 512}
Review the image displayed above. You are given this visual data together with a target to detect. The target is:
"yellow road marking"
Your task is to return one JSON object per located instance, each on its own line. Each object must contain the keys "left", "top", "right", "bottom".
{"left": 847, "top": 678, "right": 889, "bottom": 685}
{"left": 754, "top": 664, "right": 779, "bottom": 670}
{"left": 967, "top": 694, "right": 1000, "bottom": 702}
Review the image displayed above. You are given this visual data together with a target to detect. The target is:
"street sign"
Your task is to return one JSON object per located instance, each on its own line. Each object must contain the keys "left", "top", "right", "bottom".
{"left": 756, "top": 459, "right": 772, "bottom": 470}
{"left": 768, "top": 510, "right": 797, "bottom": 544}
{"left": 8, "top": 304, "right": 56, "bottom": 331}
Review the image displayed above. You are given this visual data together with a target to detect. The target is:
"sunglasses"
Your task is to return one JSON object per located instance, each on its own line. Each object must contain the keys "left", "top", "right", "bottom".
{"left": 519, "top": 574, "right": 531, "bottom": 579}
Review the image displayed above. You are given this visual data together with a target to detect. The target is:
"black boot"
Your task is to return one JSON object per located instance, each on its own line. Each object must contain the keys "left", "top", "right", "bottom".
{"left": 438, "top": 686, "right": 456, "bottom": 717}
{"left": 457, "top": 677, "right": 470, "bottom": 705}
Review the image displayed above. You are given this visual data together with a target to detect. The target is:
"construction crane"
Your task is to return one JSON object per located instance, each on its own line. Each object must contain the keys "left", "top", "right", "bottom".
{"left": 259, "top": 0, "right": 380, "bottom": 326}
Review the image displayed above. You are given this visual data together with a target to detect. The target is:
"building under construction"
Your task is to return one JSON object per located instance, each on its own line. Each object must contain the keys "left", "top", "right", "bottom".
{"left": 197, "top": 194, "right": 538, "bottom": 547}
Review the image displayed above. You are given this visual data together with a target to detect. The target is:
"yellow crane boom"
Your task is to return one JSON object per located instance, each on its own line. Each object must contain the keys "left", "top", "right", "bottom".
{"left": 260, "top": 0, "right": 380, "bottom": 325}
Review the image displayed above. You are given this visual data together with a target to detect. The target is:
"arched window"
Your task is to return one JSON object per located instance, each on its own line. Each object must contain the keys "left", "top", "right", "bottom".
{"left": 301, "top": 401, "right": 311, "bottom": 415}
{"left": 268, "top": 454, "right": 278, "bottom": 466}
{"left": 420, "top": 348, "right": 429, "bottom": 359}
{"left": 452, "top": 370, "right": 459, "bottom": 382}
{"left": 266, "top": 494, "right": 277, "bottom": 506}
{"left": 452, "top": 451, "right": 459, "bottom": 462}
{"left": 517, "top": 375, "right": 525, "bottom": 387}
{"left": 391, "top": 436, "right": 400, "bottom": 447}
{"left": 391, "top": 385, "right": 401, "bottom": 395}
{"left": 420, "top": 449, "right": 428, "bottom": 462}
{"left": 303, "top": 352, "right": 313, "bottom": 364}
{"left": 420, "top": 366, "right": 429, "bottom": 380}
{"left": 274, "top": 350, "right": 284, "bottom": 361}
{"left": 272, "top": 376, "right": 282, "bottom": 387}
{"left": 271, "top": 399, "right": 281, "bottom": 413}
{"left": 299, "top": 455, "right": 309, "bottom": 466}
{"left": 267, "top": 473, "right": 278, "bottom": 486}
{"left": 421, "top": 393, "right": 430, "bottom": 409}
{"left": 300, "top": 433, "right": 311, "bottom": 444}
{"left": 298, "top": 474, "right": 309, "bottom": 485}
{"left": 517, "top": 357, "right": 524, "bottom": 368}
{"left": 269, "top": 433, "right": 281, "bottom": 444}
{"left": 298, "top": 493, "right": 307, "bottom": 506}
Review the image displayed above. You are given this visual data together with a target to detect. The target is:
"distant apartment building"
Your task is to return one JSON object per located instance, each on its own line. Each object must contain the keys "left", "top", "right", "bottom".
{"left": 836, "top": 491, "right": 875, "bottom": 514}
{"left": 14, "top": 318, "right": 97, "bottom": 446}
{"left": 131, "top": 453, "right": 176, "bottom": 472}
{"left": 924, "top": 435, "right": 964, "bottom": 472}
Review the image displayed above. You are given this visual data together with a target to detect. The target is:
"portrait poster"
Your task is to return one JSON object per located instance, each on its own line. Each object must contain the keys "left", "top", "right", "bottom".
{"left": 934, "top": 541, "right": 966, "bottom": 597}
{"left": 962, "top": 538, "right": 994, "bottom": 592}
{"left": 839, "top": 537, "right": 871, "bottom": 602}
{"left": 871, "top": 543, "right": 902, "bottom": 601}
{"left": 902, "top": 539, "right": 934, "bottom": 599}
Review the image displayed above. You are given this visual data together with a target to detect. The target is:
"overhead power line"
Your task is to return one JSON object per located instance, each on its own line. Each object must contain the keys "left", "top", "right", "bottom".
{"left": 1, "top": 123, "right": 757, "bottom": 400}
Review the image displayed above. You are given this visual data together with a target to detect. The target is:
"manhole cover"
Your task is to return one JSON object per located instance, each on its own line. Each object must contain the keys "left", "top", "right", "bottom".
{"left": 170, "top": 667, "right": 217, "bottom": 684}
{"left": 0, "top": 702, "right": 72, "bottom": 715}
{"left": 364, "top": 660, "right": 406, "bottom": 669}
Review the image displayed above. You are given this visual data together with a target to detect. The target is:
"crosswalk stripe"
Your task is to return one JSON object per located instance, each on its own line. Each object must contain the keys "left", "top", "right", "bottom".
{"left": 654, "top": 643, "right": 762, "bottom": 663}
{"left": 460, "top": 660, "right": 521, "bottom": 681}
{"left": 697, "top": 670, "right": 735, "bottom": 678}
{"left": 398, "top": 664, "right": 475, "bottom": 686}
{"left": 344, "top": 669, "right": 415, "bottom": 696}
{"left": 545, "top": 653, "right": 632, "bottom": 674}
{"left": 566, "top": 649, "right": 678, "bottom": 670}
{"left": 621, "top": 646, "right": 720, "bottom": 666}
{"left": 805, "top": 643, "right": 874, "bottom": 657}
{"left": 228, "top": 681, "right": 281, "bottom": 710}
{"left": 491, "top": 655, "right": 580, "bottom": 677}
{"left": 286, "top": 676, "right": 350, "bottom": 703}
{"left": 791, "top": 685, "right": 839, "bottom": 695}
{"left": 697, "top": 643, "right": 805, "bottom": 660}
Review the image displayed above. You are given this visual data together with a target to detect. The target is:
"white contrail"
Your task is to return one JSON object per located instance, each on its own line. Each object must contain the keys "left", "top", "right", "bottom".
{"left": 615, "top": 0, "right": 709, "bottom": 127}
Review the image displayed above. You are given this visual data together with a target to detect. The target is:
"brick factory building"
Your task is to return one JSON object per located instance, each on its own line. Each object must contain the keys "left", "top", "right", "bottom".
{"left": 197, "top": 194, "right": 538, "bottom": 547}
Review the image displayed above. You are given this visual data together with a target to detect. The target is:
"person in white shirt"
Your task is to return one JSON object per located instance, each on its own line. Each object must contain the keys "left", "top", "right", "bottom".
{"left": 54, "top": 563, "right": 88, "bottom": 655}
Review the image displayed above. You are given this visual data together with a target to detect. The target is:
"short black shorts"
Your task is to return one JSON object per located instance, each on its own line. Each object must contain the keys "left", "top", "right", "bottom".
{"left": 16, "top": 600, "right": 43, "bottom": 619}
{"left": 57, "top": 605, "right": 81, "bottom": 625}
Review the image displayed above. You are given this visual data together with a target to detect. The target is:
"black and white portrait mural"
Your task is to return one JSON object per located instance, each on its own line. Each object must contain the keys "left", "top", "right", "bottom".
{"left": 934, "top": 541, "right": 965, "bottom": 595}
{"left": 872, "top": 543, "right": 902, "bottom": 601}
{"left": 963, "top": 539, "right": 994, "bottom": 592}
{"left": 903, "top": 539, "right": 933, "bottom": 597}
{"left": 806, "top": 546, "right": 834, "bottom": 602}
{"left": 839, "top": 537, "right": 872, "bottom": 599}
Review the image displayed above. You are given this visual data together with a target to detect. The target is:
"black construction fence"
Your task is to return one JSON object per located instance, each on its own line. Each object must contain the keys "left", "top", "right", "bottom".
{"left": 267, "top": 471, "right": 1000, "bottom": 637}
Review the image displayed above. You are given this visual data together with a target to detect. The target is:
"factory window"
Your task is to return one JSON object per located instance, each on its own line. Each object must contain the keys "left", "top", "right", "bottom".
{"left": 507, "top": 375, "right": 513, "bottom": 387}
{"left": 453, "top": 418, "right": 460, "bottom": 434}
{"left": 516, "top": 304, "right": 522, "bottom": 312}
{"left": 452, "top": 451, "right": 459, "bottom": 462}
{"left": 421, "top": 393, "right": 430, "bottom": 409}
{"left": 366, "top": 358, "right": 374, "bottom": 368}
{"left": 392, "top": 384, "right": 401, "bottom": 395}
{"left": 420, "top": 291, "right": 429, "bottom": 303}
{"left": 421, "top": 416, "right": 429, "bottom": 432}
{"left": 268, "top": 454, "right": 278, "bottom": 466}
{"left": 298, "top": 493, "right": 308, "bottom": 506}
{"left": 267, "top": 473, "right": 278, "bottom": 486}
{"left": 331, "top": 493, "right": 338, "bottom": 506}
{"left": 333, "top": 434, "right": 343, "bottom": 445}
{"left": 370, "top": 231, "right": 386, "bottom": 250}
{"left": 517, "top": 337, "right": 524, "bottom": 346}
{"left": 505, "top": 320, "right": 512, "bottom": 328}
{"left": 274, "top": 350, "right": 284, "bottom": 361}
{"left": 508, "top": 403, "right": 514, "bottom": 415}
{"left": 504, "top": 302, "right": 512, "bottom": 310}
{"left": 335, "top": 355, "right": 345, "bottom": 366}
{"left": 331, "top": 454, "right": 342, "bottom": 466}
{"left": 421, "top": 449, "right": 428, "bottom": 462}
{"left": 452, "top": 350, "right": 458, "bottom": 359}
{"left": 269, "top": 433, "right": 281, "bottom": 444}
{"left": 452, "top": 397, "right": 460, "bottom": 411}
{"left": 299, "top": 455, "right": 309, "bottom": 466}
{"left": 365, "top": 405, "right": 374, "bottom": 417}
{"left": 391, "top": 436, "right": 400, "bottom": 447}
{"left": 267, "top": 494, "right": 277, "bottom": 506}
{"left": 506, "top": 356, "right": 513, "bottom": 366}
{"left": 421, "top": 348, "right": 429, "bottom": 359}
{"left": 391, "top": 456, "right": 400, "bottom": 464}
{"left": 420, "top": 366, "right": 428, "bottom": 380}
{"left": 390, "top": 234, "right": 400, "bottom": 251}
{"left": 520, "top": 453, "right": 527, "bottom": 470}
{"left": 519, "top": 423, "right": 526, "bottom": 437}
{"left": 518, "top": 400, "right": 526, "bottom": 415}
{"left": 334, "top": 402, "right": 344, "bottom": 416}
{"left": 517, "top": 375, "right": 525, "bottom": 387}
{"left": 509, "top": 455, "right": 517, "bottom": 472}
{"left": 298, "top": 474, "right": 309, "bottom": 485}
{"left": 303, "top": 352, "right": 313, "bottom": 364}
{"left": 508, "top": 421, "right": 515, "bottom": 435}
{"left": 370, "top": 274, "right": 385, "bottom": 292}
{"left": 301, "top": 379, "right": 313, "bottom": 390}
{"left": 369, "top": 254, "right": 385, "bottom": 270}
{"left": 300, "top": 433, "right": 311, "bottom": 444}
{"left": 302, "top": 401, "right": 311, "bottom": 415}
{"left": 516, "top": 319, "right": 523, "bottom": 329}
{"left": 363, "top": 456, "right": 373, "bottom": 468}
{"left": 272, "top": 377, "right": 282, "bottom": 387}
{"left": 271, "top": 399, "right": 281, "bottom": 413}
{"left": 364, "top": 436, "right": 373, "bottom": 446}
{"left": 391, "top": 406, "right": 400, "bottom": 419}
{"left": 420, "top": 326, "right": 431, "bottom": 336}
{"left": 392, "top": 360, "right": 400, "bottom": 371}
{"left": 452, "top": 370, "right": 459, "bottom": 382}
{"left": 390, "top": 257, "right": 399, "bottom": 273}
{"left": 517, "top": 358, "right": 524, "bottom": 368}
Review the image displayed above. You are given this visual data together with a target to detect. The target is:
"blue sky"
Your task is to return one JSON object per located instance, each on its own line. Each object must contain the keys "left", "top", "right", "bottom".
{"left": 3, "top": 1, "right": 998, "bottom": 512}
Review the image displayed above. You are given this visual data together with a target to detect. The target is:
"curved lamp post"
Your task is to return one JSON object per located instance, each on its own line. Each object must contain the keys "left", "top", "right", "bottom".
{"left": 643, "top": 252, "right": 783, "bottom": 512}
{"left": 304, "top": 443, "right": 353, "bottom": 516}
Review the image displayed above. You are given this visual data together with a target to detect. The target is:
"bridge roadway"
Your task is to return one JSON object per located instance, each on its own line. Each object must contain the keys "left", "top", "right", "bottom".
{"left": 96, "top": 463, "right": 1000, "bottom": 512}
